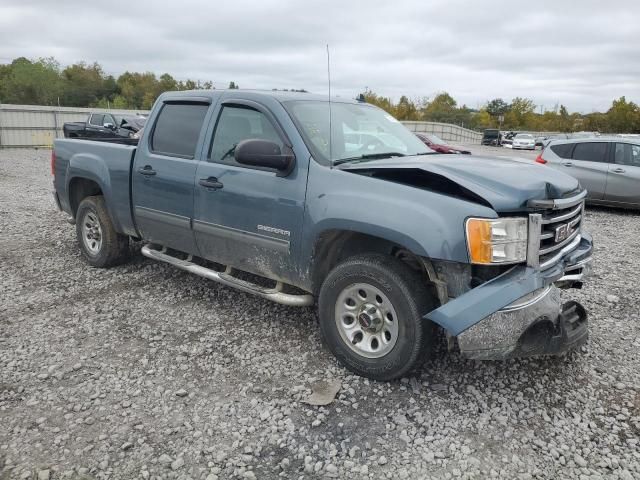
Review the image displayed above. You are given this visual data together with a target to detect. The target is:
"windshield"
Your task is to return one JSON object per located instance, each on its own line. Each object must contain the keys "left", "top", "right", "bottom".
{"left": 515, "top": 134, "right": 533, "bottom": 139}
{"left": 286, "top": 100, "right": 431, "bottom": 164}
{"left": 426, "top": 133, "right": 446, "bottom": 144}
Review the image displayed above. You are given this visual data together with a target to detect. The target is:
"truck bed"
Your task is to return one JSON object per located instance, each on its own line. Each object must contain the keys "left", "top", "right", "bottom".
{"left": 53, "top": 138, "right": 139, "bottom": 236}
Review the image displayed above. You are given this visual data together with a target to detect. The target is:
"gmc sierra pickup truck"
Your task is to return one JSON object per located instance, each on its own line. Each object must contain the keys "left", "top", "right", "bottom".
{"left": 52, "top": 90, "right": 593, "bottom": 380}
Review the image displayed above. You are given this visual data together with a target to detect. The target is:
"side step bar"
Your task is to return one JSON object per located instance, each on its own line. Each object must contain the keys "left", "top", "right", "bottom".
{"left": 141, "top": 244, "right": 314, "bottom": 307}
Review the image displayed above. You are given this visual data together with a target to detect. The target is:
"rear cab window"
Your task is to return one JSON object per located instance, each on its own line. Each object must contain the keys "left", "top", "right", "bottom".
{"left": 571, "top": 142, "right": 608, "bottom": 162}
{"left": 150, "top": 102, "right": 209, "bottom": 158}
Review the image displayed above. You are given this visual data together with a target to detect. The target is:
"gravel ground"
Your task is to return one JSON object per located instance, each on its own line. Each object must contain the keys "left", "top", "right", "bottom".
{"left": 1, "top": 148, "right": 639, "bottom": 480}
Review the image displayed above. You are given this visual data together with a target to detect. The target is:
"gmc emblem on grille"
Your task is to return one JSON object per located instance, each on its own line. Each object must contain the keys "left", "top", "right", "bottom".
{"left": 554, "top": 223, "right": 572, "bottom": 242}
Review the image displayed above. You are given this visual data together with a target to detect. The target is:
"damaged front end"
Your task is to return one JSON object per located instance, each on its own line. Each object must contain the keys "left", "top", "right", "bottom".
{"left": 425, "top": 191, "right": 593, "bottom": 360}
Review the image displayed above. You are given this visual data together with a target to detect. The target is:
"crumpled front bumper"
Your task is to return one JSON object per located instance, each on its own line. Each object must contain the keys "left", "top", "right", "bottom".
{"left": 425, "top": 233, "right": 593, "bottom": 360}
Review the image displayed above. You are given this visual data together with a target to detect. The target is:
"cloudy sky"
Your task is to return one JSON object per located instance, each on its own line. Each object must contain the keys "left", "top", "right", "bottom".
{"left": 1, "top": 0, "right": 638, "bottom": 112}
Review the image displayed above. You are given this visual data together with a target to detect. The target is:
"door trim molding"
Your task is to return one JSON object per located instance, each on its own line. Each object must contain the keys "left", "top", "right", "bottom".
{"left": 193, "top": 219, "right": 290, "bottom": 254}
{"left": 135, "top": 206, "right": 191, "bottom": 229}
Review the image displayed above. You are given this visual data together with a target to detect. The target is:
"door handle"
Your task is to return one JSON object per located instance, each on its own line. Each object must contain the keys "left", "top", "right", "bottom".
{"left": 199, "top": 177, "right": 224, "bottom": 189}
{"left": 612, "top": 167, "right": 626, "bottom": 173}
{"left": 562, "top": 162, "right": 573, "bottom": 167}
{"left": 138, "top": 165, "right": 156, "bottom": 176}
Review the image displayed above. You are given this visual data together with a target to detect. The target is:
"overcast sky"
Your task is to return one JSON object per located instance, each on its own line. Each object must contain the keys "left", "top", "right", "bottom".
{"left": 1, "top": 0, "right": 638, "bottom": 112}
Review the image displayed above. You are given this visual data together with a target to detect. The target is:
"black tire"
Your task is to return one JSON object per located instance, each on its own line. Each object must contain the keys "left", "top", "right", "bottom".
{"left": 75, "top": 195, "right": 129, "bottom": 268}
{"left": 318, "top": 253, "right": 436, "bottom": 381}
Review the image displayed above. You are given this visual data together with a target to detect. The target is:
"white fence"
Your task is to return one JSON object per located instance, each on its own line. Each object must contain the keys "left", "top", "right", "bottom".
{"left": 0, "top": 104, "right": 148, "bottom": 148}
{"left": 402, "top": 121, "right": 483, "bottom": 144}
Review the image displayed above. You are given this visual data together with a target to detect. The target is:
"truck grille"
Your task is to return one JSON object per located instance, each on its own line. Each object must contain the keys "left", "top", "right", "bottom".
{"left": 527, "top": 192, "right": 586, "bottom": 269}
{"left": 538, "top": 203, "right": 583, "bottom": 266}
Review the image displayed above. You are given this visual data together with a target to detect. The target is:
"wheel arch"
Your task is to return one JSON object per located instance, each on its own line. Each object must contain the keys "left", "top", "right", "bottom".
{"left": 309, "top": 228, "right": 431, "bottom": 295}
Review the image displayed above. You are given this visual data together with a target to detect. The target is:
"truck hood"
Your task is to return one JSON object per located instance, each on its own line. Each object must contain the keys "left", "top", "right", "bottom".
{"left": 341, "top": 154, "right": 582, "bottom": 212}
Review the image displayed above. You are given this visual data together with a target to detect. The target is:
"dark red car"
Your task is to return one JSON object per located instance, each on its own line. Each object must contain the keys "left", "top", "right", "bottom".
{"left": 415, "top": 133, "right": 471, "bottom": 154}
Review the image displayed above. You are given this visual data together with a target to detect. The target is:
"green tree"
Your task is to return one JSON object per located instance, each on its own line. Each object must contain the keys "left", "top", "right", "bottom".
{"left": 503, "top": 97, "right": 536, "bottom": 129}
{"left": 62, "top": 62, "right": 116, "bottom": 107}
{"left": 228, "top": 81, "right": 239, "bottom": 89}
{"left": 606, "top": 96, "right": 640, "bottom": 133}
{"left": 394, "top": 95, "right": 419, "bottom": 120}
{"left": 485, "top": 98, "right": 509, "bottom": 117}
{"left": 421, "top": 92, "right": 458, "bottom": 123}
{"left": 0, "top": 57, "right": 63, "bottom": 105}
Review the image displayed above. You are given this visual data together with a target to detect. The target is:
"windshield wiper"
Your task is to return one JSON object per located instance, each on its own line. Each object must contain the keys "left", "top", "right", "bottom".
{"left": 333, "top": 152, "right": 407, "bottom": 166}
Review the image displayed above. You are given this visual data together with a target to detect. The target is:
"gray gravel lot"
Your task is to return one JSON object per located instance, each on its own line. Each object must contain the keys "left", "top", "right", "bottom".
{"left": 1, "top": 148, "right": 639, "bottom": 480}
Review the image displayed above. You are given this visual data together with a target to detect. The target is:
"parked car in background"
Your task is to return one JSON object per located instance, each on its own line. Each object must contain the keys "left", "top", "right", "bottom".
{"left": 537, "top": 138, "right": 640, "bottom": 209}
{"left": 512, "top": 133, "right": 536, "bottom": 150}
{"left": 414, "top": 133, "right": 471, "bottom": 154}
{"left": 535, "top": 136, "right": 547, "bottom": 147}
{"left": 481, "top": 129, "right": 501, "bottom": 146}
{"left": 63, "top": 112, "right": 146, "bottom": 140}
{"left": 501, "top": 131, "right": 516, "bottom": 148}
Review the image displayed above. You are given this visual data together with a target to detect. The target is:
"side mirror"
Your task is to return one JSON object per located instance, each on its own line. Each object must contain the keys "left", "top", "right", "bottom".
{"left": 234, "top": 139, "right": 294, "bottom": 174}
{"left": 104, "top": 122, "right": 115, "bottom": 130}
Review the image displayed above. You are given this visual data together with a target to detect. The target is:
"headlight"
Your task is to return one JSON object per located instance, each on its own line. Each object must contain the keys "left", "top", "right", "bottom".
{"left": 465, "top": 217, "right": 528, "bottom": 264}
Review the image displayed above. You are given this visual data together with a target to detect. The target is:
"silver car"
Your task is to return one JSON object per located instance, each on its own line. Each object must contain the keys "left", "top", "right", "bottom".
{"left": 538, "top": 138, "right": 640, "bottom": 209}
{"left": 512, "top": 133, "right": 536, "bottom": 150}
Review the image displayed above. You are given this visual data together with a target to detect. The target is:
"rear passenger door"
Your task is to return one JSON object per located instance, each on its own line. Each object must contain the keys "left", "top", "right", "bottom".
{"left": 605, "top": 143, "right": 640, "bottom": 206}
{"left": 132, "top": 100, "right": 210, "bottom": 254}
{"left": 563, "top": 142, "right": 610, "bottom": 200}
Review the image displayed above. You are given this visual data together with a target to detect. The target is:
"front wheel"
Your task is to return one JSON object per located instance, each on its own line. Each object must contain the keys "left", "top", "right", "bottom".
{"left": 76, "top": 195, "right": 130, "bottom": 268}
{"left": 318, "top": 254, "right": 436, "bottom": 381}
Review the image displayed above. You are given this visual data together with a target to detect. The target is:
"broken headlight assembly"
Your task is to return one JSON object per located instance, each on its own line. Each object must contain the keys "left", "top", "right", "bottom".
{"left": 465, "top": 217, "right": 528, "bottom": 264}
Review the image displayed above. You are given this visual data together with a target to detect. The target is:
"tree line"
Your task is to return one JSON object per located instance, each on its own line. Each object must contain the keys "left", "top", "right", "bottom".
{"left": 363, "top": 90, "right": 640, "bottom": 134}
{"left": 0, "top": 57, "right": 234, "bottom": 110}
{"left": 1, "top": 56, "right": 638, "bottom": 133}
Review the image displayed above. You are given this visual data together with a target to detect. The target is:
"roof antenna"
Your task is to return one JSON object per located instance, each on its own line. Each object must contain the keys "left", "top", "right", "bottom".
{"left": 326, "top": 44, "right": 333, "bottom": 166}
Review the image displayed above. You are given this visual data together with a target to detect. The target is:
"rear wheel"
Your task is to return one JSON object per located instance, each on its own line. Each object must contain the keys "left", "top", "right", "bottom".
{"left": 318, "top": 253, "right": 436, "bottom": 381}
{"left": 76, "top": 195, "right": 129, "bottom": 268}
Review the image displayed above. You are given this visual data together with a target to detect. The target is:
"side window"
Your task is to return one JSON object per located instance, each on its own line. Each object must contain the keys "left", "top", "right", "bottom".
{"left": 550, "top": 143, "right": 573, "bottom": 159}
{"left": 615, "top": 143, "right": 640, "bottom": 167}
{"left": 103, "top": 114, "right": 115, "bottom": 127}
{"left": 89, "top": 114, "right": 104, "bottom": 126}
{"left": 150, "top": 102, "right": 209, "bottom": 158}
{"left": 210, "top": 106, "right": 283, "bottom": 164}
{"left": 572, "top": 142, "right": 607, "bottom": 163}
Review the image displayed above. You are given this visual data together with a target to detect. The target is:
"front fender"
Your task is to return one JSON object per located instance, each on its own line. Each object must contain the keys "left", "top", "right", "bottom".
{"left": 303, "top": 160, "right": 497, "bottom": 263}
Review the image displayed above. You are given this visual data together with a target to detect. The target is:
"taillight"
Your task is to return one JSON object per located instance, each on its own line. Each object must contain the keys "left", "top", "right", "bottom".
{"left": 51, "top": 150, "right": 56, "bottom": 175}
{"left": 535, "top": 153, "right": 547, "bottom": 164}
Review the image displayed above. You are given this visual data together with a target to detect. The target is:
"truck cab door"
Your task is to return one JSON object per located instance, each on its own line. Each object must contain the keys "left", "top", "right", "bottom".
{"left": 131, "top": 100, "right": 210, "bottom": 254}
{"left": 85, "top": 113, "right": 105, "bottom": 138}
{"left": 193, "top": 100, "right": 307, "bottom": 285}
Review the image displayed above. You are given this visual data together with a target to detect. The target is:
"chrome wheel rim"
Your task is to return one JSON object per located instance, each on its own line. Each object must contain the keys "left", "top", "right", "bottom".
{"left": 335, "top": 283, "right": 399, "bottom": 359}
{"left": 81, "top": 211, "right": 102, "bottom": 255}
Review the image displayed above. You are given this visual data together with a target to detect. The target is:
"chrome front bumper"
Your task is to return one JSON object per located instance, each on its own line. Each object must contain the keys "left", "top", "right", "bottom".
{"left": 457, "top": 284, "right": 588, "bottom": 360}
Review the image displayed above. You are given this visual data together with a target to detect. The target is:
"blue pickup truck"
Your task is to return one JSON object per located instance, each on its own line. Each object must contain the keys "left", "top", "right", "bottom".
{"left": 52, "top": 90, "right": 593, "bottom": 380}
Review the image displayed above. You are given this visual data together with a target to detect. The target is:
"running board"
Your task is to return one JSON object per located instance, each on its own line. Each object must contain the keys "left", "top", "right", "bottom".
{"left": 141, "top": 244, "right": 314, "bottom": 307}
